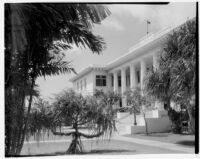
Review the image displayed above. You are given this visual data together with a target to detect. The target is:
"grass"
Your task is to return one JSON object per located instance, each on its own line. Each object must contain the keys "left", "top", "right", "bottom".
{"left": 21, "top": 139, "right": 185, "bottom": 156}
{"left": 124, "top": 132, "right": 195, "bottom": 147}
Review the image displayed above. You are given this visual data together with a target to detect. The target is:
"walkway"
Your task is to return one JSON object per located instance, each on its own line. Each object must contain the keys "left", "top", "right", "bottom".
{"left": 112, "top": 120, "right": 194, "bottom": 153}
{"left": 112, "top": 135, "right": 194, "bottom": 153}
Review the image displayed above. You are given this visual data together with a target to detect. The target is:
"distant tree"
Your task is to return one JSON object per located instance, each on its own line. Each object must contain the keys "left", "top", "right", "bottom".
{"left": 125, "top": 88, "right": 152, "bottom": 135}
{"left": 140, "top": 93, "right": 153, "bottom": 136}
{"left": 94, "top": 89, "right": 120, "bottom": 111}
{"left": 124, "top": 87, "right": 141, "bottom": 125}
{"left": 27, "top": 89, "right": 119, "bottom": 154}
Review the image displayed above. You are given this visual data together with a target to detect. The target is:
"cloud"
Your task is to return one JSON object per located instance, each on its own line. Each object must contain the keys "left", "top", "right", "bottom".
{"left": 101, "top": 17, "right": 125, "bottom": 31}
{"left": 109, "top": 3, "right": 196, "bottom": 29}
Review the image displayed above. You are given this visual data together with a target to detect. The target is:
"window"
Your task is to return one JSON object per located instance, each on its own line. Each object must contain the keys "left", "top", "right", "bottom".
{"left": 118, "top": 76, "right": 121, "bottom": 87}
{"left": 137, "top": 71, "right": 140, "bottom": 83}
{"left": 84, "top": 78, "right": 87, "bottom": 90}
{"left": 77, "top": 82, "right": 79, "bottom": 91}
{"left": 80, "top": 80, "right": 83, "bottom": 90}
{"left": 96, "top": 75, "right": 106, "bottom": 86}
{"left": 111, "top": 75, "right": 114, "bottom": 87}
{"left": 126, "top": 75, "right": 130, "bottom": 87}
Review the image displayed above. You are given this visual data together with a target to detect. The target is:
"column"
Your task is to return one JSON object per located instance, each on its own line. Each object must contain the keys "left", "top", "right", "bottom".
{"left": 130, "top": 63, "right": 137, "bottom": 89}
{"left": 140, "top": 59, "right": 146, "bottom": 91}
{"left": 121, "top": 67, "right": 126, "bottom": 95}
{"left": 121, "top": 67, "right": 127, "bottom": 107}
{"left": 153, "top": 52, "right": 159, "bottom": 70}
{"left": 113, "top": 71, "right": 118, "bottom": 93}
{"left": 107, "top": 73, "right": 112, "bottom": 91}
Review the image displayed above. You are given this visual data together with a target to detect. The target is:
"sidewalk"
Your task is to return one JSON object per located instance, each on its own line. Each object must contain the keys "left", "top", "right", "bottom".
{"left": 113, "top": 122, "right": 194, "bottom": 154}
{"left": 112, "top": 135, "right": 194, "bottom": 153}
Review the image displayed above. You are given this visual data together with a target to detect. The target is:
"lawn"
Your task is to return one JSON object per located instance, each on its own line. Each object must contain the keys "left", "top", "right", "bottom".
{"left": 124, "top": 133, "right": 195, "bottom": 147}
{"left": 21, "top": 139, "right": 184, "bottom": 156}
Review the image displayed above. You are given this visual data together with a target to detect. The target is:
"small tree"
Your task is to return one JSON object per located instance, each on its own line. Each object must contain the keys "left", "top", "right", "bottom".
{"left": 124, "top": 88, "right": 141, "bottom": 125}
{"left": 140, "top": 93, "right": 153, "bottom": 136}
{"left": 27, "top": 89, "right": 118, "bottom": 154}
{"left": 127, "top": 88, "right": 152, "bottom": 135}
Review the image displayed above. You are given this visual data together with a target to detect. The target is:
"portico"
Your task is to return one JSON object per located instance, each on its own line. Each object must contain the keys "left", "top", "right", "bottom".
{"left": 110, "top": 52, "right": 161, "bottom": 108}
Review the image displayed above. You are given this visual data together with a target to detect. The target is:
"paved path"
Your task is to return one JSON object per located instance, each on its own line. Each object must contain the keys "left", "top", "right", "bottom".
{"left": 112, "top": 135, "right": 193, "bottom": 153}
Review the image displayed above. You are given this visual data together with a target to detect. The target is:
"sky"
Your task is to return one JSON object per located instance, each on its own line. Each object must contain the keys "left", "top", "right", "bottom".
{"left": 36, "top": 2, "right": 196, "bottom": 101}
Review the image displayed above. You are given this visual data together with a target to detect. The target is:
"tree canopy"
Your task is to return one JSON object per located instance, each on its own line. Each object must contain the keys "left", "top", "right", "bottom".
{"left": 144, "top": 18, "right": 196, "bottom": 133}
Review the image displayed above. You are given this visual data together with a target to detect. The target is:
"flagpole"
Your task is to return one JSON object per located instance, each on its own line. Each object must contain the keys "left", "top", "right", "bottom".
{"left": 146, "top": 20, "right": 151, "bottom": 35}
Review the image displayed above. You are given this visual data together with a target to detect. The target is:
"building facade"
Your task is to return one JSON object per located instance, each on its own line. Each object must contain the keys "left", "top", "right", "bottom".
{"left": 70, "top": 26, "right": 176, "bottom": 110}
{"left": 69, "top": 19, "right": 193, "bottom": 134}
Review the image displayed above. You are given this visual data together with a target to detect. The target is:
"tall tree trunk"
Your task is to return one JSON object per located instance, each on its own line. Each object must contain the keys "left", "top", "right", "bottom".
{"left": 16, "top": 93, "right": 25, "bottom": 155}
{"left": 165, "top": 98, "right": 171, "bottom": 111}
{"left": 5, "top": 92, "right": 12, "bottom": 156}
{"left": 133, "top": 112, "right": 137, "bottom": 125}
{"left": 187, "top": 104, "right": 195, "bottom": 134}
{"left": 143, "top": 113, "right": 149, "bottom": 136}
{"left": 18, "top": 76, "right": 35, "bottom": 154}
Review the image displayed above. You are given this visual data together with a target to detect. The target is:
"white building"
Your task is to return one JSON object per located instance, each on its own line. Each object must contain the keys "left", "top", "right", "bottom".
{"left": 70, "top": 26, "right": 175, "bottom": 109}
{"left": 69, "top": 20, "right": 190, "bottom": 134}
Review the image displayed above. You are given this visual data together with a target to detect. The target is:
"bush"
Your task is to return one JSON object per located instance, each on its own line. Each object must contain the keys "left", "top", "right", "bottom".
{"left": 168, "top": 108, "right": 189, "bottom": 134}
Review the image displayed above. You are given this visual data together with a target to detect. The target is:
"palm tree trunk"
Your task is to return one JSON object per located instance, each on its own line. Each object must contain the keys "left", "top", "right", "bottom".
{"left": 18, "top": 75, "right": 35, "bottom": 154}
{"left": 16, "top": 93, "right": 25, "bottom": 155}
{"left": 187, "top": 104, "right": 195, "bottom": 134}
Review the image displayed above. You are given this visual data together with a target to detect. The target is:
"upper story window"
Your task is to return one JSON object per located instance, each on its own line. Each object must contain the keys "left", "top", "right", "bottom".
{"left": 96, "top": 75, "right": 106, "bottom": 86}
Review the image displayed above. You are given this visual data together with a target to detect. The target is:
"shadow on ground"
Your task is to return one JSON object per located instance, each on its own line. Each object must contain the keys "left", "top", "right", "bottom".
{"left": 175, "top": 141, "right": 195, "bottom": 147}
{"left": 19, "top": 149, "right": 134, "bottom": 156}
{"left": 135, "top": 133, "right": 169, "bottom": 137}
{"left": 89, "top": 149, "right": 135, "bottom": 154}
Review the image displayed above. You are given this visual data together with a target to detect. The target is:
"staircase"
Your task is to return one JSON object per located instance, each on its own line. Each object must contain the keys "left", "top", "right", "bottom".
{"left": 116, "top": 110, "right": 171, "bottom": 135}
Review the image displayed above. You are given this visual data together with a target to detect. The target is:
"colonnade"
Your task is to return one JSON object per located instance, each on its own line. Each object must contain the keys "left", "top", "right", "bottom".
{"left": 111, "top": 53, "right": 159, "bottom": 107}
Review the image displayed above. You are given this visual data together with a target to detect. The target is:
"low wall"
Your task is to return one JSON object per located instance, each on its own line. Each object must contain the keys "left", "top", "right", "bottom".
{"left": 129, "top": 117, "right": 171, "bottom": 134}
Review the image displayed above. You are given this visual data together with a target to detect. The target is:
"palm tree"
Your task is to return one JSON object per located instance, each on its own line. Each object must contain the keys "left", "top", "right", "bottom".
{"left": 144, "top": 18, "right": 196, "bottom": 133}
{"left": 144, "top": 66, "right": 174, "bottom": 110}
{"left": 5, "top": 3, "right": 110, "bottom": 156}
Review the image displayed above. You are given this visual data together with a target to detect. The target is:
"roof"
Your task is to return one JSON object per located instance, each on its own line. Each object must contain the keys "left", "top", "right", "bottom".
{"left": 70, "top": 18, "right": 195, "bottom": 82}
{"left": 69, "top": 64, "right": 105, "bottom": 82}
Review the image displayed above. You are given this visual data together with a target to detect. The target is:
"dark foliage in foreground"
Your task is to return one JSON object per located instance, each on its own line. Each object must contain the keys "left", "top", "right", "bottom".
{"left": 5, "top": 3, "right": 110, "bottom": 156}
